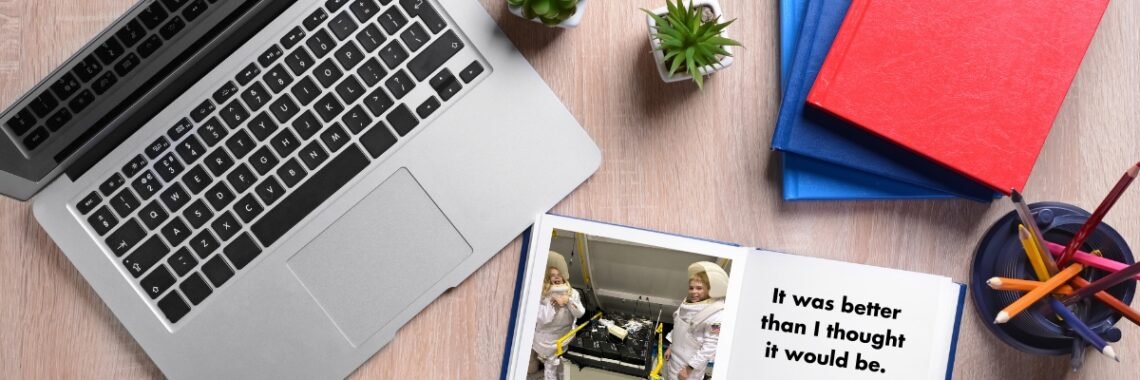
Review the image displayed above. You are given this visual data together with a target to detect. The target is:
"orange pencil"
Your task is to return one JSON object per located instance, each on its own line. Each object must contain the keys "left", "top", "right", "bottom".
{"left": 1070, "top": 276, "right": 1140, "bottom": 326}
{"left": 986, "top": 277, "right": 1074, "bottom": 295}
{"left": 995, "top": 263, "right": 1084, "bottom": 324}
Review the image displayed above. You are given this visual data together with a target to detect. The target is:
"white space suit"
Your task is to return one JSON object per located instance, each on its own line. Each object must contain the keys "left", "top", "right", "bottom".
{"left": 532, "top": 252, "right": 585, "bottom": 380}
{"left": 665, "top": 262, "right": 728, "bottom": 380}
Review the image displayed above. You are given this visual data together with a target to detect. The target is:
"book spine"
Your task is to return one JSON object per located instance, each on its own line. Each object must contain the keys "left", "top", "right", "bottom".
{"left": 499, "top": 227, "right": 534, "bottom": 380}
{"left": 805, "top": 0, "right": 871, "bottom": 106}
{"left": 771, "top": 0, "right": 824, "bottom": 149}
{"left": 944, "top": 284, "right": 966, "bottom": 380}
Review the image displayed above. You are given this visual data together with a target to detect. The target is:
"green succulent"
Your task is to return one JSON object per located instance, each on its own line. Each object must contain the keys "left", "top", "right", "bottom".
{"left": 508, "top": 0, "right": 581, "bottom": 26}
{"left": 644, "top": 0, "right": 741, "bottom": 89}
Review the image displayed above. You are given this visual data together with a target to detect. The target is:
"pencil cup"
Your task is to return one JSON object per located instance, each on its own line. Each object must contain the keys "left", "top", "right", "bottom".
{"left": 971, "top": 202, "right": 1136, "bottom": 355}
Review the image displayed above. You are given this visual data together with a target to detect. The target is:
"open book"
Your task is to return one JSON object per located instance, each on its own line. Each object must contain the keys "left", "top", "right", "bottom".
{"left": 501, "top": 214, "right": 964, "bottom": 379}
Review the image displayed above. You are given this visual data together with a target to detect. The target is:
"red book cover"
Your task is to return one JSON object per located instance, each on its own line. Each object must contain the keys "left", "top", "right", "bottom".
{"left": 806, "top": 0, "right": 1110, "bottom": 194}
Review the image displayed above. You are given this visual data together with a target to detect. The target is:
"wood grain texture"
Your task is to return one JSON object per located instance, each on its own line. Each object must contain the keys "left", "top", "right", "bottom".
{"left": 0, "top": 0, "right": 1136, "bottom": 379}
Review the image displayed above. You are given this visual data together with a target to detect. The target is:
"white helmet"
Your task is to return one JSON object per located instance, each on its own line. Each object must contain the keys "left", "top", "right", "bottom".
{"left": 688, "top": 261, "right": 729, "bottom": 299}
{"left": 547, "top": 250, "right": 570, "bottom": 281}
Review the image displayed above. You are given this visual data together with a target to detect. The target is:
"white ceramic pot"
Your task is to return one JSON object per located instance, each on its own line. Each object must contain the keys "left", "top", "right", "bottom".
{"left": 646, "top": 0, "right": 735, "bottom": 83}
{"left": 508, "top": 0, "right": 589, "bottom": 29}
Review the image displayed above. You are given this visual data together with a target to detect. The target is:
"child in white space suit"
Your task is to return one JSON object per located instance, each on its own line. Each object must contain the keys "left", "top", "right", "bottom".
{"left": 665, "top": 262, "right": 727, "bottom": 380}
{"left": 529, "top": 251, "right": 585, "bottom": 380}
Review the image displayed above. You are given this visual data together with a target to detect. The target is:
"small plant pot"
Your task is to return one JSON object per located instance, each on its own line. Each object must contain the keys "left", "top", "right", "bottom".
{"left": 646, "top": 0, "right": 734, "bottom": 83}
{"left": 508, "top": 0, "right": 589, "bottom": 29}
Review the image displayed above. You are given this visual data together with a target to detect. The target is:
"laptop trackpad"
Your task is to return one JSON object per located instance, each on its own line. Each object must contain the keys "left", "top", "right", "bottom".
{"left": 287, "top": 168, "right": 472, "bottom": 346}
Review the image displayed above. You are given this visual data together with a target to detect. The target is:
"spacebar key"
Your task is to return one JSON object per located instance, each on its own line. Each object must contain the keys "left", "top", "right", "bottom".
{"left": 251, "top": 145, "right": 370, "bottom": 246}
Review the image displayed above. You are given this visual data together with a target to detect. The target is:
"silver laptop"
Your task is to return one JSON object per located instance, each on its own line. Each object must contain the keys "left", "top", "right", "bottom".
{"left": 2, "top": 0, "right": 599, "bottom": 378}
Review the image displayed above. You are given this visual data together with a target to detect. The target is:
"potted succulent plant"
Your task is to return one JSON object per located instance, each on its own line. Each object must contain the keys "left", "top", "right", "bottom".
{"left": 644, "top": 0, "right": 741, "bottom": 89}
{"left": 507, "top": 0, "right": 589, "bottom": 28}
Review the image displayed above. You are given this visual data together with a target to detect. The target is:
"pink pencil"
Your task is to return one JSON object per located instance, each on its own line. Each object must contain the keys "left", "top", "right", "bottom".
{"left": 1057, "top": 162, "right": 1140, "bottom": 266}
{"left": 1046, "top": 241, "right": 1140, "bottom": 281}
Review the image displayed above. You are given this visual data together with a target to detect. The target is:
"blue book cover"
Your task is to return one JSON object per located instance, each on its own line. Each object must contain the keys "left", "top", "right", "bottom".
{"left": 779, "top": 0, "right": 807, "bottom": 93}
{"left": 772, "top": 0, "right": 996, "bottom": 202}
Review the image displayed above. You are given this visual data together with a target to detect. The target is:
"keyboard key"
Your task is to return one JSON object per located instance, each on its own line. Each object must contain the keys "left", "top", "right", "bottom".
{"left": 400, "top": 22, "right": 429, "bottom": 52}
{"left": 378, "top": 7, "right": 407, "bottom": 34}
{"left": 183, "top": 199, "right": 213, "bottom": 228}
{"left": 125, "top": 236, "right": 170, "bottom": 278}
{"left": 175, "top": 136, "right": 206, "bottom": 165}
{"left": 139, "top": 2, "right": 170, "bottom": 30}
{"left": 132, "top": 170, "right": 163, "bottom": 200}
{"left": 74, "top": 56, "right": 103, "bottom": 83}
{"left": 161, "top": 217, "right": 192, "bottom": 247}
{"left": 28, "top": 92, "right": 58, "bottom": 118}
{"left": 255, "top": 176, "right": 286, "bottom": 206}
{"left": 218, "top": 100, "right": 250, "bottom": 129}
{"left": 400, "top": 0, "right": 446, "bottom": 33}
{"left": 100, "top": 173, "right": 126, "bottom": 196}
{"left": 303, "top": 9, "right": 329, "bottom": 31}
{"left": 157, "top": 291, "right": 190, "bottom": 322}
{"left": 416, "top": 96, "right": 440, "bottom": 118}
{"left": 116, "top": 19, "right": 147, "bottom": 47}
{"left": 341, "top": 105, "right": 372, "bottom": 133}
{"left": 138, "top": 201, "right": 169, "bottom": 230}
{"left": 269, "top": 95, "right": 300, "bottom": 123}
{"left": 45, "top": 109, "right": 72, "bottom": 132}
{"left": 181, "top": 0, "right": 208, "bottom": 21}
{"left": 190, "top": 230, "right": 220, "bottom": 259}
{"left": 351, "top": 0, "right": 383, "bottom": 23}
{"left": 105, "top": 218, "right": 145, "bottom": 257}
{"left": 357, "top": 58, "right": 387, "bottom": 87}
{"left": 51, "top": 73, "right": 81, "bottom": 100}
{"left": 225, "top": 129, "right": 256, "bottom": 159}
{"left": 204, "top": 149, "right": 234, "bottom": 177}
{"left": 92, "top": 71, "right": 118, "bottom": 95}
{"left": 250, "top": 147, "right": 279, "bottom": 176}
{"left": 77, "top": 191, "right": 102, "bottom": 215}
{"left": 335, "top": 75, "right": 366, "bottom": 104}
{"left": 236, "top": 63, "right": 261, "bottom": 86}
{"left": 263, "top": 64, "right": 294, "bottom": 94}
{"left": 355, "top": 24, "right": 385, "bottom": 52}
{"left": 155, "top": 153, "right": 185, "bottom": 182}
{"left": 326, "top": 0, "right": 351, "bottom": 12}
{"left": 168, "top": 118, "right": 194, "bottom": 141}
{"left": 270, "top": 129, "right": 301, "bottom": 157}
{"left": 259, "top": 44, "right": 285, "bottom": 68}
{"left": 141, "top": 265, "right": 176, "bottom": 299}
{"left": 411, "top": 31, "right": 464, "bottom": 81}
{"left": 284, "top": 47, "right": 315, "bottom": 76}
{"left": 114, "top": 53, "right": 142, "bottom": 76}
{"left": 146, "top": 136, "right": 172, "bottom": 159}
{"left": 179, "top": 272, "right": 212, "bottom": 305}
{"left": 291, "top": 111, "right": 322, "bottom": 140}
{"left": 329, "top": 11, "right": 359, "bottom": 40}
{"left": 162, "top": 0, "right": 190, "bottom": 12}
{"left": 190, "top": 100, "right": 215, "bottom": 123}
{"left": 159, "top": 15, "right": 186, "bottom": 40}
{"left": 276, "top": 158, "right": 308, "bottom": 188}
{"left": 201, "top": 254, "right": 234, "bottom": 287}
{"left": 224, "top": 233, "right": 262, "bottom": 270}
{"left": 88, "top": 206, "right": 119, "bottom": 235}
{"left": 168, "top": 247, "right": 198, "bottom": 277}
{"left": 138, "top": 35, "right": 164, "bottom": 58}
{"left": 298, "top": 141, "right": 329, "bottom": 170}
{"left": 320, "top": 123, "right": 350, "bottom": 152}
{"left": 159, "top": 183, "right": 191, "bottom": 213}
{"left": 93, "top": 38, "right": 124, "bottom": 66}
{"left": 379, "top": 41, "right": 409, "bottom": 69}
{"left": 211, "top": 211, "right": 241, "bottom": 242}
{"left": 334, "top": 42, "right": 365, "bottom": 71}
{"left": 68, "top": 90, "right": 96, "bottom": 113}
{"left": 7, "top": 108, "right": 36, "bottom": 135}
{"left": 205, "top": 182, "right": 236, "bottom": 211}
{"left": 359, "top": 120, "right": 396, "bottom": 158}
{"left": 307, "top": 29, "right": 337, "bottom": 59}
{"left": 281, "top": 26, "right": 306, "bottom": 49}
{"left": 121, "top": 154, "right": 147, "bottom": 178}
{"left": 363, "top": 87, "right": 394, "bottom": 117}
{"left": 226, "top": 163, "right": 257, "bottom": 194}
{"left": 387, "top": 103, "right": 419, "bottom": 136}
{"left": 247, "top": 112, "right": 279, "bottom": 141}
{"left": 21, "top": 128, "right": 49, "bottom": 150}
{"left": 290, "top": 76, "right": 321, "bottom": 106}
{"left": 314, "top": 93, "right": 345, "bottom": 122}
{"left": 384, "top": 69, "right": 414, "bottom": 99}
{"left": 251, "top": 146, "right": 370, "bottom": 246}
{"left": 110, "top": 189, "right": 141, "bottom": 217}
{"left": 429, "top": 69, "right": 462, "bottom": 101}
{"left": 234, "top": 193, "right": 264, "bottom": 223}
{"left": 240, "top": 82, "right": 271, "bottom": 111}
{"left": 212, "top": 81, "right": 239, "bottom": 104}
{"left": 313, "top": 59, "right": 344, "bottom": 88}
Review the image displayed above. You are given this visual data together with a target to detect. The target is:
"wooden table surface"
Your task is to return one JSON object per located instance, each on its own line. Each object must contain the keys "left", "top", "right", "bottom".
{"left": 1, "top": 0, "right": 1137, "bottom": 379}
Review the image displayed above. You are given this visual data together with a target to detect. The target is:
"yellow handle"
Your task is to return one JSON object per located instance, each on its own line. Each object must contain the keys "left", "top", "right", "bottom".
{"left": 649, "top": 323, "right": 665, "bottom": 380}
{"left": 555, "top": 312, "right": 603, "bottom": 357}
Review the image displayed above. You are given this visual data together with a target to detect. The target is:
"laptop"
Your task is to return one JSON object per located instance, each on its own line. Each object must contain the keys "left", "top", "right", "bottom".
{"left": 2, "top": 0, "right": 600, "bottom": 378}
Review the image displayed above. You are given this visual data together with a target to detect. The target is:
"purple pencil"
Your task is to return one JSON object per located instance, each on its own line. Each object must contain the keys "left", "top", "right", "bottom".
{"left": 1065, "top": 260, "right": 1140, "bottom": 303}
{"left": 1049, "top": 298, "right": 1117, "bottom": 361}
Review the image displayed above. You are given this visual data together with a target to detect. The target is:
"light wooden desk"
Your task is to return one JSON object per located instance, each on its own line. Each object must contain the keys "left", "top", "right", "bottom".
{"left": 1, "top": 1, "right": 1137, "bottom": 378}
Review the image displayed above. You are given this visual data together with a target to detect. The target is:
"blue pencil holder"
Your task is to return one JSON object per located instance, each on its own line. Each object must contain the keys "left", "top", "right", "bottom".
{"left": 971, "top": 202, "right": 1136, "bottom": 355}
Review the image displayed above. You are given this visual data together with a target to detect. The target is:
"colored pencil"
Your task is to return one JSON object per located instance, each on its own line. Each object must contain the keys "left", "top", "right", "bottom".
{"left": 987, "top": 277, "right": 1074, "bottom": 295}
{"left": 1018, "top": 224, "right": 1051, "bottom": 281}
{"left": 1057, "top": 163, "right": 1140, "bottom": 266}
{"left": 1044, "top": 241, "right": 1140, "bottom": 281}
{"left": 1010, "top": 189, "right": 1059, "bottom": 275}
{"left": 995, "top": 263, "right": 1084, "bottom": 324}
{"left": 1048, "top": 298, "right": 1118, "bottom": 361}
{"left": 1065, "top": 260, "right": 1140, "bottom": 303}
{"left": 1070, "top": 276, "right": 1140, "bottom": 326}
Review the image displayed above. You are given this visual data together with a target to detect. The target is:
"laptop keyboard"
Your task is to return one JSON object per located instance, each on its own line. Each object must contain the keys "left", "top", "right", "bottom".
{"left": 76, "top": 0, "right": 486, "bottom": 325}
{"left": 3, "top": 0, "right": 219, "bottom": 152}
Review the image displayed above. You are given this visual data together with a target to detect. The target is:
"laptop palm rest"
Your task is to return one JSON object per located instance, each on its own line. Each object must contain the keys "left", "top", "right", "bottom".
{"left": 286, "top": 168, "right": 472, "bottom": 347}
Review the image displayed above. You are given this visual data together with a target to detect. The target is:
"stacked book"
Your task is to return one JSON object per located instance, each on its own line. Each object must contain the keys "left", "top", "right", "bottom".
{"left": 773, "top": 0, "right": 1110, "bottom": 201}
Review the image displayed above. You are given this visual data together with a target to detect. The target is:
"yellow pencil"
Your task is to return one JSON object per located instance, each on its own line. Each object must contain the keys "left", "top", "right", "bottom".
{"left": 1018, "top": 224, "right": 1051, "bottom": 282}
{"left": 986, "top": 277, "right": 1074, "bottom": 295}
{"left": 995, "top": 263, "right": 1084, "bottom": 324}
